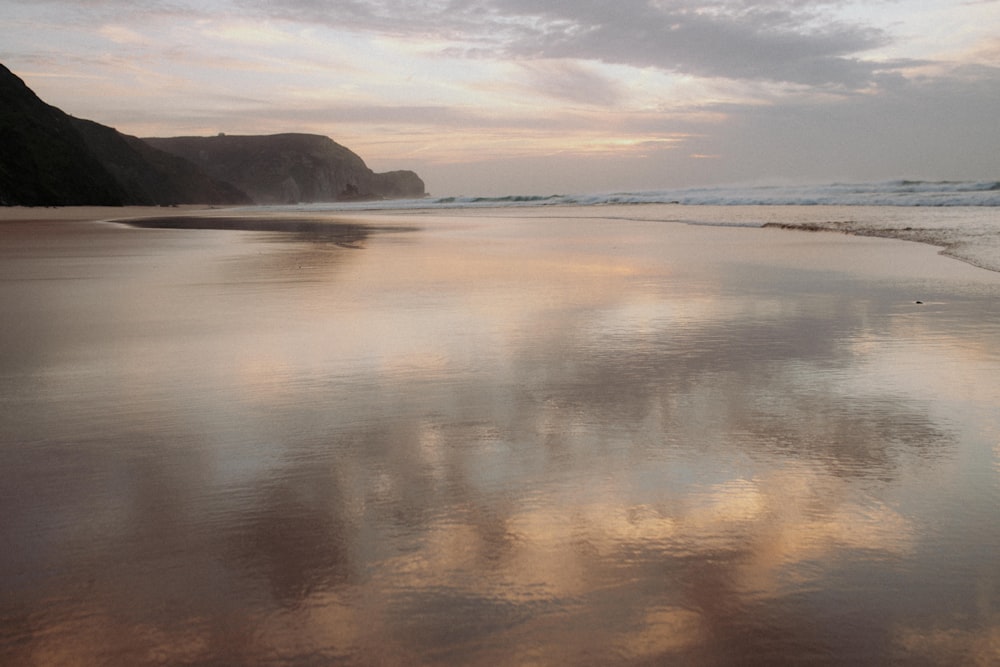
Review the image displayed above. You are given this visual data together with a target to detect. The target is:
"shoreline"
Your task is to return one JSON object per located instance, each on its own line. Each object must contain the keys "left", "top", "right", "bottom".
{"left": 0, "top": 205, "right": 228, "bottom": 224}
{"left": 761, "top": 219, "right": 1000, "bottom": 275}
{"left": 4, "top": 202, "right": 998, "bottom": 276}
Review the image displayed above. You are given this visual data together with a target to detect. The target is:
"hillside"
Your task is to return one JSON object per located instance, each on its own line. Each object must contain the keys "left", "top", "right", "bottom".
{"left": 145, "top": 134, "right": 425, "bottom": 204}
{"left": 1, "top": 63, "right": 424, "bottom": 206}
{"left": 0, "top": 63, "right": 250, "bottom": 207}
{"left": 0, "top": 63, "right": 129, "bottom": 206}
{"left": 69, "top": 118, "right": 251, "bottom": 206}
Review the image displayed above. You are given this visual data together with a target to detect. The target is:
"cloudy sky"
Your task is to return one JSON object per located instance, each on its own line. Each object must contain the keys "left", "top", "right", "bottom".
{"left": 3, "top": 0, "right": 999, "bottom": 195}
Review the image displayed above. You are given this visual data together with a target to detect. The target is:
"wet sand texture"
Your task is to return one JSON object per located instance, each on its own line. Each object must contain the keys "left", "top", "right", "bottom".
{"left": 2, "top": 208, "right": 999, "bottom": 665}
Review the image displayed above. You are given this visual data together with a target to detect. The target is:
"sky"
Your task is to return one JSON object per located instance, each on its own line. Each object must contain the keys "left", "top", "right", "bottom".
{"left": 2, "top": 0, "right": 999, "bottom": 196}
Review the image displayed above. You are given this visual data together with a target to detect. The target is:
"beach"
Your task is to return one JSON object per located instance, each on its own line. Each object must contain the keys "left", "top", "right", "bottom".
{"left": 2, "top": 205, "right": 999, "bottom": 665}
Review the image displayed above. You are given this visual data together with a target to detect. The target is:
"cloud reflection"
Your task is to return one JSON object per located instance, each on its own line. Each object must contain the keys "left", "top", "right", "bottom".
{"left": 3, "top": 214, "right": 998, "bottom": 664}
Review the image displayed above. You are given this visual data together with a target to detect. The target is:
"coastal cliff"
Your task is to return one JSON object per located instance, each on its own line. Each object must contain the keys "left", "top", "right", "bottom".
{"left": 144, "top": 134, "right": 426, "bottom": 204}
{"left": 1, "top": 62, "right": 425, "bottom": 206}
{"left": 0, "top": 63, "right": 250, "bottom": 207}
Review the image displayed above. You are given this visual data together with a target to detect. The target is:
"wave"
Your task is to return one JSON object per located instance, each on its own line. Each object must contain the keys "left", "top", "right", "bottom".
{"left": 287, "top": 180, "right": 1000, "bottom": 212}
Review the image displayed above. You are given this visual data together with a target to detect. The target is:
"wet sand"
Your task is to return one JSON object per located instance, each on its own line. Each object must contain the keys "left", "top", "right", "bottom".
{"left": 0, "top": 205, "right": 220, "bottom": 223}
{"left": 2, "top": 207, "right": 999, "bottom": 665}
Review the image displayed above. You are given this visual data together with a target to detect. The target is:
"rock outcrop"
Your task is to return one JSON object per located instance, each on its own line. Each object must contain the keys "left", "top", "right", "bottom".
{"left": 69, "top": 118, "right": 251, "bottom": 206}
{"left": 1, "top": 62, "right": 425, "bottom": 207}
{"left": 144, "top": 134, "right": 426, "bottom": 204}
{"left": 1, "top": 63, "right": 128, "bottom": 206}
{"left": 0, "top": 63, "right": 251, "bottom": 207}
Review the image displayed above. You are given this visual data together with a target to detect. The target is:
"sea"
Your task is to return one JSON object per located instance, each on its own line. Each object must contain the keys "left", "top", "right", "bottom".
{"left": 336, "top": 179, "right": 1000, "bottom": 208}
{"left": 277, "top": 179, "right": 1000, "bottom": 272}
{"left": 2, "top": 180, "right": 1000, "bottom": 665}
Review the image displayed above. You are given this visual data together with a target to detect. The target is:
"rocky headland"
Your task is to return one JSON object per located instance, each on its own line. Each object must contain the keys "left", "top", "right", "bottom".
{"left": 0, "top": 63, "right": 424, "bottom": 206}
{"left": 145, "top": 134, "right": 425, "bottom": 204}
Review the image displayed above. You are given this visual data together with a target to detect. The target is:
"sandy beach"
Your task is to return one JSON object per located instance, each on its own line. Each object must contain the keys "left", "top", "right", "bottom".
{"left": 0, "top": 205, "right": 222, "bottom": 223}
{"left": 2, "top": 206, "right": 999, "bottom": 665}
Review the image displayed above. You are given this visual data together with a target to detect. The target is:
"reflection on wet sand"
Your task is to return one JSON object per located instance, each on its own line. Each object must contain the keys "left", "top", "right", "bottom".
{"left": 2, "top": 211, "right": 999, "bottom": 665}
{"left": 121, "top": 214, "right": 418, "bottom": 245}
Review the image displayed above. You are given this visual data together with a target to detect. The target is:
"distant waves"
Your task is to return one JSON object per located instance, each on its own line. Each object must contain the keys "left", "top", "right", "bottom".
{"left": 188, "top": 181, "right": 1000, "bottom": 273}
{"left": 299, "top": 180, "right": 1000, "bottom": 211}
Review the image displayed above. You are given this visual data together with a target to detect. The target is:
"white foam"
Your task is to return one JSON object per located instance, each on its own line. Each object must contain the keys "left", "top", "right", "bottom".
{"left": 260, "top": 180, "right": 1000, "bottom": 272}
{"left": 286, "top": 180, "right": 1000, "bottom": 211}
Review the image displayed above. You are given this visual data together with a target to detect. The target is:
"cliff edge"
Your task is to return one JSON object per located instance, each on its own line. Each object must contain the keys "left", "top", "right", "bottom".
{"left": 0, "top": 63, "right": 250, "bottom": 206}
{"left": 1, "top": 62, "right": 425, "bottom": 207}
{"left": 145, "top": 134, "right": 426, "bottom": 204}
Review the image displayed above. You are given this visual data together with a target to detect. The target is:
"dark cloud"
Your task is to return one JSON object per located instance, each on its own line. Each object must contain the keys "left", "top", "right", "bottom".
{"left": 405, "top": 57, "right": 1000, "bottom": 194}
{"left": 489, "top": 0, "right": 892, "bottom": 87}
{"left": 1, "top": 0, "right": 932, "bottom": 88}
{"left": 670, "top": 61, "right": 1000, "bottom": 182}
{"left": 234, "top": 0, "right": 903, "bottom": 88}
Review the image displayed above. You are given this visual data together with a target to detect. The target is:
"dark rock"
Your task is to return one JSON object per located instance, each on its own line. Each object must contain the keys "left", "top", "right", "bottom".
{"left": 371, "top": 170, "right": 427, "bottom": 199}
{"left": 0, "top": 62, "right": 251, "bottom": 206}
{"left": 1, "top": 62, "right": 423, "bottom": 207}
{"left": 144, "top": 133, "right": 426, "bottom": 204}
{"left": 69, "top": 117, "right": 251, "bottom": 206}
{"left": 1, "top": 63, "right": 126, "bottom": 206}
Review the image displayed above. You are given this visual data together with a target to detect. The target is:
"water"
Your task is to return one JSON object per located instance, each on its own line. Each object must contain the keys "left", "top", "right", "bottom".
{"left": 261, "top": 180, "right": 1000, "bottom": 272}
{"left": 291, "top": 179, "right": 1000, "bottom": 209}
{"left": 2, "top": 207, "right": 1000, "bottom": 665}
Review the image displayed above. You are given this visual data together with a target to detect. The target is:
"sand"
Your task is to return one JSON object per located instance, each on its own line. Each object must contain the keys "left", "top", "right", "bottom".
{"left": 0, "top": 205, "right": 222, "bottom": 223}
{"left": 2, "top": 205, "right": 999, "bottom": 666}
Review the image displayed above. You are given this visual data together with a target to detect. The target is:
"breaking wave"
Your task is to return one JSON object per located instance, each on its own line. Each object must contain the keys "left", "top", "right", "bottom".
{"left": 304, "top": 180, "right": 1000, "bottom": 210}
{"left": 304, "top": 180, "right": 1000, "bottom": 212}
{"left": 237, "top": 180, "right": 1000, "bottom": 273}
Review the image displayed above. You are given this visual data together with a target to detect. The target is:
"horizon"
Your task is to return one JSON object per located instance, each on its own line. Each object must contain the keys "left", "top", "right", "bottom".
{"left": 3, "top": 1, "right": 999, "bottom": 197}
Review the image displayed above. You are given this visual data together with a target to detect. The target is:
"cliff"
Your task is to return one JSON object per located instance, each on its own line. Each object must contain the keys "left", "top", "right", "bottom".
{"left": 1, "top": 63, "right": 127, "bottom": 206}
{"left": 1, "top": 62, "right": 425, "bottom": 207}
{"left": 144, "top": 134, "right": 426, "bottom": 204}
{"left": 69, "top": 118, "right": 251, "bottom": 206}
{"left": 0, "top": 63, "right": 250, "bottom": 206}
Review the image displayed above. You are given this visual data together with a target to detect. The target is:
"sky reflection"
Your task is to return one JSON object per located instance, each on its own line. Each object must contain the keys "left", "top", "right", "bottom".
{"left": 2, "top": 211, "right": 999, "bottom": 665}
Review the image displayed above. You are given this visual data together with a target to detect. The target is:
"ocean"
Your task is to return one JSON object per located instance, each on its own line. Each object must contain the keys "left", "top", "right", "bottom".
{"left": 2, "top": 190, "right": 1000, "bottom": 665}
{"left": 266, "top": 179, "right": 1000, "bottom": 272}
{"left": 309, "top": 179, "right": 1000, "bottom": 208}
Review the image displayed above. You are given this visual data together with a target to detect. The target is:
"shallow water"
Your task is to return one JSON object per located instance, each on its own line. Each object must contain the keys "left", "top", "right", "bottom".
{"left": 2, "top": 210, "right": 999, "bottom": 665}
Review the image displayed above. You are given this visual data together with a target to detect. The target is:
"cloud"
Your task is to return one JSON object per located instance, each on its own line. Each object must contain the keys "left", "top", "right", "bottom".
{"left": 516, "top": 60, "right": 625, "bottom": 106}
{"left": 679, "top": 60, "right": 1000, "bottom": 182}
{"left": 230, "top": 0, "right": 904, "bottom": 88}
{"left": 5, "top": 0, "right": 998, "bottom": 194}
{"left": 98, "top": 24, "right": 146, "bottom": 44}
{"left": 0, "top": 1, "right": 955, "bottom": 90}
{"left": 491, "top": 0, "right": 893, "bottom": 87}
{"left": 6, "top": 0, "right": 211, "bottom": 22}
